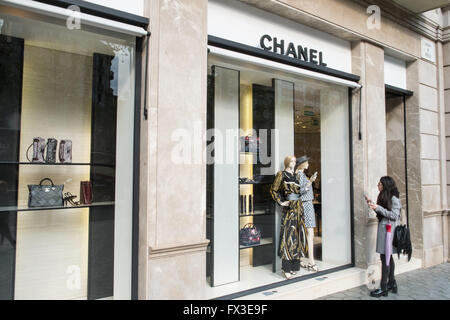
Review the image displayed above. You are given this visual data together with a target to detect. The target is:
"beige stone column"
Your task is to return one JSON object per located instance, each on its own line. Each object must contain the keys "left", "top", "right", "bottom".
{"left": 351, "top": 41, "right": 387, "bottom": 269}
{"left": 417, "top": 36, "right": 447, "bottom": 267}
{"left": 139, "top": 0, "right": 209, "bottom": 299}
{"left": 443, "top": 6, "right": 450, "bottom": 262}
{"left": 405, "top": 60, "right": 424, "bottom": 262}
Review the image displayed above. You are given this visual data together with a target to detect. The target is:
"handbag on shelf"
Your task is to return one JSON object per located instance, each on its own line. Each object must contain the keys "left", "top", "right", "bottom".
{"left": 239, "top": 223, "right": 261, "bottom": 246}
{"left": 26, "top": 137, "right": 46, "bottom": 163}
{"left": 45, "top": 138, "right": 58, "bottom": 163}
{"left": 28, "top": 178, "right": 64, "bottom": 208}
{"left": 59, "top": 139, "right": 72, "bottom": 163}
{"left": 80, "top": 181, "right": 93, "bottom": 205}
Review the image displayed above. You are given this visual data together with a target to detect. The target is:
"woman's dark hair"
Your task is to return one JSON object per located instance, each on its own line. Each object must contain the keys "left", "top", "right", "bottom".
{"left": 376, "top": 176, "right": 400, "bottom": 210}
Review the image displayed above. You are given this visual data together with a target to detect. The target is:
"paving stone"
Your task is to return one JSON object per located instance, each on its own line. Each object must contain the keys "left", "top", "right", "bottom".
{"left": 316, "top": 263, "right": 450, "bottom": 300}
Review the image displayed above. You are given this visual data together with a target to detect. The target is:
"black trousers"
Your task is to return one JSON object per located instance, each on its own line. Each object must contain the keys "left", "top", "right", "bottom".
{"left": 282, "top": 259, "right": 300, "bottom": 273}
{"left": 380, "top": 254, "right": 396, "bottom": 290}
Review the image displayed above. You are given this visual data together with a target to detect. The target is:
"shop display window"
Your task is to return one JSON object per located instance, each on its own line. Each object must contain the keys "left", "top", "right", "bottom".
{"left": 0, "top": 11, "right": 136, "bottom": 299}
{"left": 206, "top": 53, "right": 352, "bottom": 298}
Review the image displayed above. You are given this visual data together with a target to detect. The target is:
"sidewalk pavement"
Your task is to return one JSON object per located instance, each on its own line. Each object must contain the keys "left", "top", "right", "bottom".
{"left": 316, "top": 262, "right": 450, "bottom": 300}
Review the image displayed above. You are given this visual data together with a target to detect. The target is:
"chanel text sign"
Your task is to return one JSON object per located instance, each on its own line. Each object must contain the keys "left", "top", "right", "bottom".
{"left": 260, "top": 34, "right": 327, "bottom": 66}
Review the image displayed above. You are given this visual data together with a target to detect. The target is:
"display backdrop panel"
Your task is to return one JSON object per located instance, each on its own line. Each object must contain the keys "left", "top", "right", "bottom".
{"left": 212, "top": 66, "right": 240, "bottom": 286}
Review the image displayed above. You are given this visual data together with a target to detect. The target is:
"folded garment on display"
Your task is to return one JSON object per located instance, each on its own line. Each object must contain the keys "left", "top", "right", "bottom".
{"left": 28, "top": 178, "right": 64, "bottom": 208}
{"left": 239, "top": 223, "right": 261, "bottom": 246}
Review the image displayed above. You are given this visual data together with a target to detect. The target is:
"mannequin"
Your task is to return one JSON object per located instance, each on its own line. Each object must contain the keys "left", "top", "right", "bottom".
{"left": 270, "top": 155, "right": 308, "bottom": 279}
{"left": 295, "top": 155, "right": 319, "bottom": 272}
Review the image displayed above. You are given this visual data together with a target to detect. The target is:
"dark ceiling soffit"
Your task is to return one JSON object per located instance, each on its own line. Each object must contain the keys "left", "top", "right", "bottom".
{"left": 208, "top": 35, "right": 361, "bottom": 83}
{"left": 32, "top": 0, "right": 149, "bottom": 28}
{"left": 385, "top": 84, "right": 414, "bottom": 96}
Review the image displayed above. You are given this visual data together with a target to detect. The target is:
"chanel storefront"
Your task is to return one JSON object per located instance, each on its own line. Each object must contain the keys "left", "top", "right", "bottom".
{"left": 1, "top": 0, "right": 449, "bottom": 301}
{"left": 205, "top": 0, "right": 360, "bottom": 299}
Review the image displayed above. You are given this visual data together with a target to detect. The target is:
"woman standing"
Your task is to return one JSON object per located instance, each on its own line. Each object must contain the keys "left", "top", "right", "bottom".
{"left": 366, "top": 176, "right": 401, "bottom": 297}
{"left": 270, "top": 155, "right": 308, "bottom": 279}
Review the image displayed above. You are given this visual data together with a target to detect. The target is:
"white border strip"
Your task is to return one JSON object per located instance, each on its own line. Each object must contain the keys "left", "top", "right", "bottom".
{"left": 208, "top": 46, "right": 361, "bottom": 88}
{"left": 0, "top": 0, "right": 147, "bottom": 37}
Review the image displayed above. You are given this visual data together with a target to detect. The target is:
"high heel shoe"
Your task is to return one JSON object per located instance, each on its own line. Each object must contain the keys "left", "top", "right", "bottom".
{"left": 63, "top": 192, "right": 80, "bottom": 206}
{"left": 307, "top": 263, "right": 319, "bottom": 272}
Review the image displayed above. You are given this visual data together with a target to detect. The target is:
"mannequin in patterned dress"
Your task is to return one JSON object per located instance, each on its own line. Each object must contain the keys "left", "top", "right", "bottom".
{"left": 296, "top": 155, "right": 319, "bottom": 272}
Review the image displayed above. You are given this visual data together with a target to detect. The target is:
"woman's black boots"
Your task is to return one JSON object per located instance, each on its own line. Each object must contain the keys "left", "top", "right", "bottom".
{"left": 370, "top": 280, "right": 397, "bottom": 297}
{"left": 370, "top": 288, "right": 388, "bottom": 297}
{"left": 388, "top": 281, "right": 398, "bottom": 294}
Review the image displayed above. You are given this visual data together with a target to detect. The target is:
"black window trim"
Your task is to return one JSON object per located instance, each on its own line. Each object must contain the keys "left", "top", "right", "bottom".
{"left": 32, "top": 0, "right": 149, "bottom": 28}
{"left": 208, "top": 35, "right": 361, "bottom": 83}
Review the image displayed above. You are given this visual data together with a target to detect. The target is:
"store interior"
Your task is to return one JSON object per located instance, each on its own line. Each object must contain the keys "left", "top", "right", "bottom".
{"left": 206, "top": 53, "right": 351, "bottom": 298}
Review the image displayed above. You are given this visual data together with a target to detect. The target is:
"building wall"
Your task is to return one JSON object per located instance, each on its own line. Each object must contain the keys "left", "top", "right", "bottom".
{"left": 443, "top": 6, "right": 450, "bottom": 262}
{"left": 139, "top": 0, "right": 209, "bottom": 300}
{"left": 136, "top": 0, "right": 450, "bottom": 298}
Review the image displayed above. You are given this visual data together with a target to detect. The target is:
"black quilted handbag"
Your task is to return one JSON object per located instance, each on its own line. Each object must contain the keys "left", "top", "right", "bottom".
{"left": 239, "top": 223, "right": 261, "bottom": 246}
{"left": 28, "top": 178, "right": 64, "bottom": 208}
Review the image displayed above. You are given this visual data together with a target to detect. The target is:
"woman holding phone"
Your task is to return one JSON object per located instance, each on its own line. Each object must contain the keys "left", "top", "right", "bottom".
{"left": 366, "top": 176, "right": 401, "bottom": 297}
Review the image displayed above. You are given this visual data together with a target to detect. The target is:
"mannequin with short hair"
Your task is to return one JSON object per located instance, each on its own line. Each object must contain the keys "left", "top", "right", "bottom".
{"left": 295, "top": 157, "right": 319, "bottom": 272}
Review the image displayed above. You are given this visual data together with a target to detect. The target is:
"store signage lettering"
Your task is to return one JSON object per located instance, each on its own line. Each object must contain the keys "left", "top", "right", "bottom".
{"left": 260, "top": 34, "right": 327, "bottom": 67}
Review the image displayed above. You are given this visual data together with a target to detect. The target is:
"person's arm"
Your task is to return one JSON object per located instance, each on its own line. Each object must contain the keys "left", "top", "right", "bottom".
{"left": 374, "top": 197, "right": 401, "bottom": 221}
{"left": 270, "top": 171, "right": 285, "bottom": 206}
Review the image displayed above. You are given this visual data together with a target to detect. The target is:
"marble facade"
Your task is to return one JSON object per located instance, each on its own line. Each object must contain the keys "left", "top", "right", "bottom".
{"left": 136, "top": 0, "right": 450, "bottom": 299}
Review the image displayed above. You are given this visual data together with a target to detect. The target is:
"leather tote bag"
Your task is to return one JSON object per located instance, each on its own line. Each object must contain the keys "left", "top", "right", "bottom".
{"left": 28, "top": 178, "right": 64, "bottom": 208}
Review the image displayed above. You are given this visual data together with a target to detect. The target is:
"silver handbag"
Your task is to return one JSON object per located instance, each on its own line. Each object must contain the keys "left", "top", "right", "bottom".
{"left": 26, "top": 137, "right": 46, "bottom": 163}
{"left": 28, "top": 178, "right": 64, "bottom": 208}
{"left": 59, "top": 140, "right": 72, "bottom": 163}
{"left": 45, "top": 138, "right": 58, "bottom": 163}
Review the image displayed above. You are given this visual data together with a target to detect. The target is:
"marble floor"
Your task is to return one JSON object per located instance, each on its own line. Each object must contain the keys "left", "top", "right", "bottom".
{"left": 205, "top": 259, "right": 342, "bottom": 299}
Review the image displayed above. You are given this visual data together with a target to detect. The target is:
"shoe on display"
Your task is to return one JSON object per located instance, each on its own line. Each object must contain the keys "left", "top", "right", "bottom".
{"left": 307, "top": 263, "right": 319, "bottom": 272}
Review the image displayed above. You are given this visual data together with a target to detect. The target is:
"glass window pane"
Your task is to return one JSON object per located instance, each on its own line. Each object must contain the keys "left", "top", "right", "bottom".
{"left": 206, "top": 52, "right": 352, "bottom": 298}
{"left": 0, "top": 10, "right": 136, "bottom": 300}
